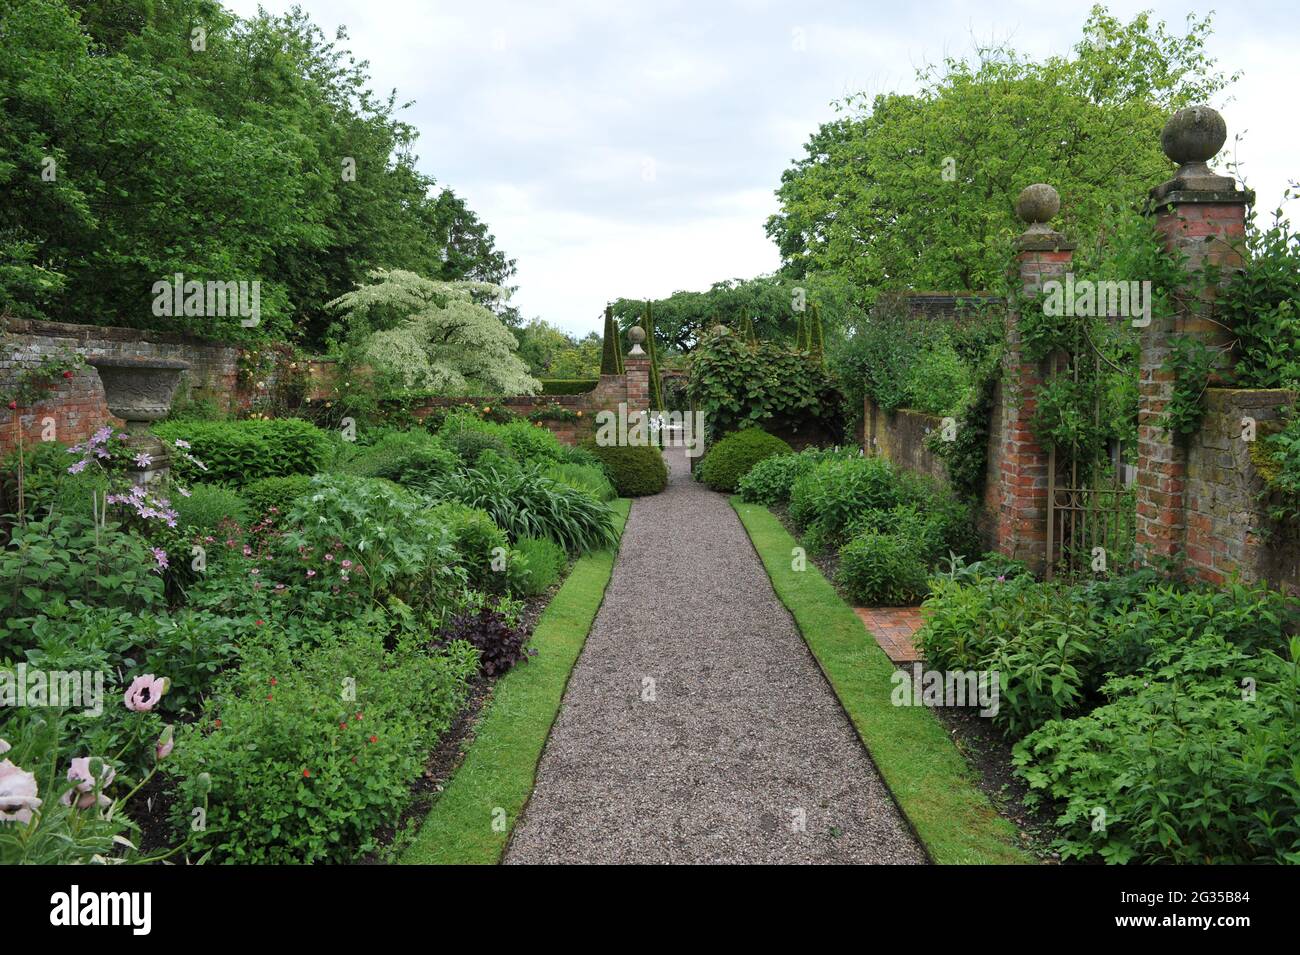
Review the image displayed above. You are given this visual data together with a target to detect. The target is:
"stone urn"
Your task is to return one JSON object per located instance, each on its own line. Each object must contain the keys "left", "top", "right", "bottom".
{"left": 86, "top": 355, "right": 190, "bottom": 484}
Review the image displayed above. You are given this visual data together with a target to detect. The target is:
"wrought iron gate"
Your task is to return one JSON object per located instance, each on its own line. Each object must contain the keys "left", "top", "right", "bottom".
{"left": 1044, "top": 350, "right": 1137, "bottom": 581}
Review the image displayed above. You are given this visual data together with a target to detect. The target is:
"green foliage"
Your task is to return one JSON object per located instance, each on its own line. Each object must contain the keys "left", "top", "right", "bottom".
{"left": 697, "top": 428, "right": 793, "bottom": 493}
{"left": 425, "top": 463, "right": 619, "bottom": 554}
{"left": 0, "top": 512, "right": 164, "bottom": 642}
{"left": 930, "top": 371, "right": 998, "bottom": 501}
{"left": 737, "top": 445, "right": 856, "bottom": 506}
{"left": 241, "top": 475, "right": 315, "bottom": 520}
{"left": 1160, "top": 335, "right": 1218, "bottom": 438}
{"left": 837, "top": 530, "right": 929, "bottom": 606}
{"left": 168, "top": 626, "right": 477, "bottom": 864}
{"left": 688, "top": 326, "right": 843, "bottom": 441}
{"left": 584, "top": 442, "right": 668, "bottom": 497}
{"left": 1015, "top": 634, "right": 1300, "bottom": 864}
{"left": 789, "top": 456, "right": 921, "bottom": 552}
{"left": 0, "top": 440, "right": 108, "bottom": 522}
{"left": 600, "top": 305, "right": 621, "bottom": 375}
{"left": 172, "top": 484, "right": 250, "bottom": 534}
{"left": 499, "top": 420, "right": 565, "bottom": 463}
{"left": 767, "top": 8, "right": 1233, "bottom": 294}
{"left": 0, "top": 0, "right": 515, "bottom": 344}
{"left": 611, "top": 274, "right": 856, "bottom": 354}
{"left": 282, "top": 474, "right": 465, "bottom": 614}
{"left": 442, "top": 428, "right": 510, "bottom": 468}
{"left": 508, "top": 536, "right": 568, "bottom": 597}
{"left": 513, "top": 320, "right": 601, "bottom": 378}
{"left": 543, "top": 461, "right": 618, "bottom": 502}
{"left": 153, "top": 418, "right": 332, "bottom": 485}
{"left": 1220, "top": 200, "right": 1300, "bottom": 391}
{"left": 425, "top": 501, "right": 508, "bottom": 591}
{"left": 338, "top": 430, "right": 459, "bottom": 491}
{"left": 539, "top": 378, "right": 599, "bottom": 395}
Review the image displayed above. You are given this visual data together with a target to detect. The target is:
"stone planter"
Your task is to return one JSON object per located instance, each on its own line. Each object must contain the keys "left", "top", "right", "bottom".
{"left": 86, "top": 355, "right": 189, "bottom": 485}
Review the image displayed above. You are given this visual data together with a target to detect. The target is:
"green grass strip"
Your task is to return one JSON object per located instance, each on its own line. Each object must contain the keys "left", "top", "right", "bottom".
{"left": 400, "top": 499, "right": 631, "bottom": 865}
{"left": 732, "top": 498, "right": 1031, "bottom": 865}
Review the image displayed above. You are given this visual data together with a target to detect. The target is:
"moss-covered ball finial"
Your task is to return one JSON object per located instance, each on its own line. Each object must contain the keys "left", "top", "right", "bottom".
{"left": 1161, "top": 105, "right": 1227, "bottom": 166}
{"left": 1015, "top": 183, "right": 1060, "bottom": 227}
{"left": 628, "top": 325, "right": 646, "bottom": 345}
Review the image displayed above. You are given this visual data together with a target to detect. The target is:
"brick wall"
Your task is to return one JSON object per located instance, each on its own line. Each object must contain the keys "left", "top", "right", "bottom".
{"left": 1184, "top": 388, "right": 1300, "bottom": 589}
{"left": 2, "top": 317, "right": 241, "bottom": 455}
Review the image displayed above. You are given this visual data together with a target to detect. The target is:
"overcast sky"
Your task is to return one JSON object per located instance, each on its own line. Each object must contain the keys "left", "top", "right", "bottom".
{"left": 225, "top": 0, "right": 1296, "bottom": 337}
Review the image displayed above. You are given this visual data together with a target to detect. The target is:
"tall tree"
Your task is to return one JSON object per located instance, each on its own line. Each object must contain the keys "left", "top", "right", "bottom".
{"left": 765, "top": 7, "right": 1236, "bottom": 303}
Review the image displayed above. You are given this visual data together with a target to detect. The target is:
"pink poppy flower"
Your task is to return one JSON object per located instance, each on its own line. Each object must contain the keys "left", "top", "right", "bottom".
{"left": 0, "top": 759, "right": 41, "bottom": 824}
{"left": 61, "top": 757, "right": 115, "bottom": 810}
{"left": 124, "top": 674, "right": 168, "bottom": 712}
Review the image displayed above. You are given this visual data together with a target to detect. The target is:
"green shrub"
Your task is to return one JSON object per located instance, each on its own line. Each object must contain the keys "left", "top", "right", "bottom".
{"left": 172, "top": 484, "right": 250, "bottom": 533}
{"left": 168, "top": 625, "right": 477, "bottom": 864}
{"left": 789, "top": 456, "right": 921, "bottom": 551}
{"left": 499, "top": 420, "right": 565, "bottom": 464}
{"left": 281, "top": 475, "right": 464, "bottom": 615}
{"left": 426, "top": 501, "right": 508, "bottom": 590}
{"left": 836, "top": 530, "right": 929, "bottom": 605}
{"left": 697, "top": 428, "right": 793, "bottom": 492}
{"left": 339, "top": 430, "right": 460, "bottom": 491}
{"left": 543, "top": 461, "right": 617, "bottom": 502}
{"left": 737, "top": 445, "right": 854, "bottom": 505}
{"left": 154, "top": 418, "right": 332, "bottom": 485}
{"left": 242, "top": 475, "right": 314, "bottom": 519}
{"left": 508, "top": 535, "right": 568, "bottom": 596}
{"left": 584, "top": 442, "right": 667, "bottom": 496}
{"left": 1014, "top": 634, "right": 1300, "bottom": 864}
{"left": 0, "top": 441, "right": 111, "bottom": 523}
{"left": 425, "top": 463, "right": 618, "bottom": 554}
{"left": 443, "top": 428, "right": 510, "bottom": 467}
{"left": 903, "top": 340, "right": 973, "bottom": 416}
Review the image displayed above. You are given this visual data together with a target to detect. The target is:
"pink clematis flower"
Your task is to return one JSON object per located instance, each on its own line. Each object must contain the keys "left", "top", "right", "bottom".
{"left": 0, "top": 759, "right": 41, "bottom": 824}
{"left": 61, "top": 757, "right": 115, "bottom": 810}
{"left": 124, "top": 674, "right": 168, "bottom": 712}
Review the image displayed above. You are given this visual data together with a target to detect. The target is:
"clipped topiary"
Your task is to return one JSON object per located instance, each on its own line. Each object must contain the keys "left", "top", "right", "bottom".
{"left": 583, "top": 441, "right": 668, "bottom": 496}
{"left": 697, "top": 428, "right": 792, "bottom": 493}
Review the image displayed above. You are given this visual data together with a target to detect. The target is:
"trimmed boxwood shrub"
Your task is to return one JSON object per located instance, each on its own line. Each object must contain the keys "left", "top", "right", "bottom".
{"left": 584, "top": 442, "right": 667, "bottom": 496}
{"left": 539, "top": 378, "right": 598, "bottom": 395}
{"left": 154, "top": 418, "right": 332, "bottom": 485}
{"left": 697, "top": 428, "right": 792, "bottom": 492}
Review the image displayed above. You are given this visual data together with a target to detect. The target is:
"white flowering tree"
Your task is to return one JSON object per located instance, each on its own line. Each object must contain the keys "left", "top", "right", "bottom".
{"left": 328, "top": 269, "right": 540, "bottom": 395}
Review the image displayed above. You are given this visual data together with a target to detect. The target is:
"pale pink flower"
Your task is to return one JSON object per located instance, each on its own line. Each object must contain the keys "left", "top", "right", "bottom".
{"left": 156, "top": 726, "right": 175, "bottom": 762}
{"left": 61, "top": 757, "right": 115, "bottom": 810}
{"left": 124, "top": 674, "right": 168, "bottom": 712}
{"left": 0, "top": 759, "right": 40, "bottom": 824}
{"left": 0, "top": 738, "right": 9, "bottom": 755}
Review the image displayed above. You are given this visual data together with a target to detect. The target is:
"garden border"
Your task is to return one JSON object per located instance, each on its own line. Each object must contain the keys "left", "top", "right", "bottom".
{"left": 399, "top": 499, "right": 631, "bottom": 865}
{"left": 731, "top": 498, "right": 1031, "bottom": 865}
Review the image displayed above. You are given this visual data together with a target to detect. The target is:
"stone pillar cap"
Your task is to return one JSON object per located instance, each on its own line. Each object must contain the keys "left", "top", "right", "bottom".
{"left": 1014, "top": 183, "right": 1074, "bottom": 250}
{"left": 627, "top": 325, "right": 646, "bottom": 356}
{"left": 1150, "top": 105, "right": 1252, "bottom": 206}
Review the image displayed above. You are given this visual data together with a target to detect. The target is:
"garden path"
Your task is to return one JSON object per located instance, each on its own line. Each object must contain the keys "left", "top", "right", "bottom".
{"left": 504, "top": 447, "right": 926, "bottom": 864}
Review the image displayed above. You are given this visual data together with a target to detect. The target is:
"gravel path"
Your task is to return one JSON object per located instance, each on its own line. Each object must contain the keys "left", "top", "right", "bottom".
{"left": 504, "top": 447, "right": 926, "bottom": 864}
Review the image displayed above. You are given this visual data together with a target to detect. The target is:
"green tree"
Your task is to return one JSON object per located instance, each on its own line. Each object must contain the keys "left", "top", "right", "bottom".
{"left": 766, "top": 6, "right": 1236, "bottom": 302}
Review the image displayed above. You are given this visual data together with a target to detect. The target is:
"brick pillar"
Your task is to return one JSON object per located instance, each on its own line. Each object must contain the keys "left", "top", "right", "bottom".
{"left": 995, "top": 184, "right": 1075, "bottom": 575}
{"left": 623, "top": 326, "right": 651, "bottom": 415}
{"left": 1136, "top": 106, "right": 1253, "bottom": 566}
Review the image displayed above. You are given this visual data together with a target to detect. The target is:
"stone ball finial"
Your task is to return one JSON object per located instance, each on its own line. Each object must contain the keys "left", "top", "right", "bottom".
{"left": 1015, "top": 183, "right": 1060, "bottom": 226}
{"left": 1161, "top": 105, "right": 1227, "bottom": 166}
{"left": 627, "top": 325, "right": 646, "bottom": 345}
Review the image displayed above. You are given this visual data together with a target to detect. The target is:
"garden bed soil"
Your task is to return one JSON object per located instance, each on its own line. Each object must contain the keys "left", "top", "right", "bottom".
{"left": 771, "top": 506, "right": 1061, "bottom": 862}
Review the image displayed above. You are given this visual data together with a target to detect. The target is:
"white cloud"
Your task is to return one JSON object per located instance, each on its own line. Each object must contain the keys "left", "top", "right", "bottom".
{"left": 224, "top": 0, "right": 1296, "bottom": 337}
